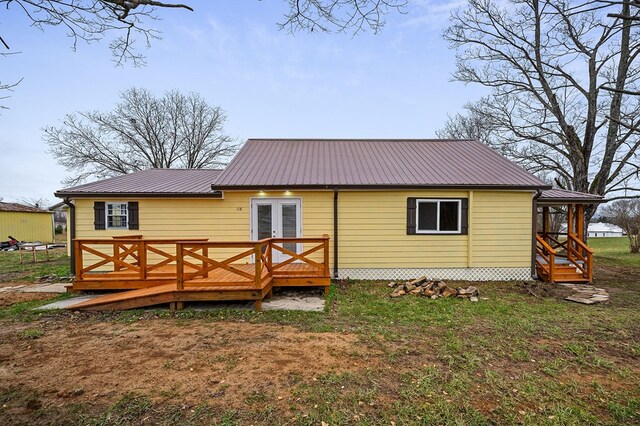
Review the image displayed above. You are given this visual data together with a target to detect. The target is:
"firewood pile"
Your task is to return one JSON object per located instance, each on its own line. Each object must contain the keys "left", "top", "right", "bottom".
{"left": 388, "top": 276, "right": 480, "bottom": 301}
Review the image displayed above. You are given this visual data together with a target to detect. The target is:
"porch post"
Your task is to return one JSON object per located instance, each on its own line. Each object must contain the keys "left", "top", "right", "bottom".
{"left": 542, "top": 206, "right": 549, "bottom": 241}
{"left": 567, "top": 204, "right": 574, "bottom": 262}
{"left": 576, "top": 204, "right": 585, "bottom": 242}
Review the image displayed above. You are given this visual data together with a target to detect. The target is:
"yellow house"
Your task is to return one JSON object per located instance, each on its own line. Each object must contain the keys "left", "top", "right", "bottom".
{"left": 0, "top": 202, "right": 54, "bottom": 243}
{"left": 55, "top": 139, "right": 603, "bottom": 290}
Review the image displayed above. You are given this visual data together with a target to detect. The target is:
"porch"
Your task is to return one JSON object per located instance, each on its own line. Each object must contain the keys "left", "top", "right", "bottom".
{"left": 535, "top": 190, "right": 604, "bottom": 283}
{"left": 67, "top": 235, "right": 330, "bottom": 311}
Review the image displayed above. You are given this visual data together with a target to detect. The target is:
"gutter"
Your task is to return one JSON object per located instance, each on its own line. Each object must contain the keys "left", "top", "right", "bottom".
{"left": 210, "top": 184, "right": 551, "bottom": 191}
{"left": 56, "top": 191, "right": 223, "bottom": 199}
{"left": 62, "top": 198, "right": 76, "bottom": 275}
{"left": 531, "top": 190, "right": 543, "bottom": 279}
{"left": 333, "top": 189, "right": 339, "bottom": 279}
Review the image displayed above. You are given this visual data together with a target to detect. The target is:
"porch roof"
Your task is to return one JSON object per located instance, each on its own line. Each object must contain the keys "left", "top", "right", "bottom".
{"left": 538, "top": 189, "right": 605, "bottom": 205}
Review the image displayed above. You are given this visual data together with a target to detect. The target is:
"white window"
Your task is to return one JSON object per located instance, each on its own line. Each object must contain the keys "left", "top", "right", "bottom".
{"left": 416, "top": 199, "right": 461, "bottom": 234}
{"left": 106, "top": 202, "right": 128, "bottom": 229}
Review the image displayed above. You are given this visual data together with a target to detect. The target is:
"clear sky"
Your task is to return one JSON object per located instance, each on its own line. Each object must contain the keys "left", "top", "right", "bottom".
{"left": 0, "top": 0, "right": 486, "bottom": 204}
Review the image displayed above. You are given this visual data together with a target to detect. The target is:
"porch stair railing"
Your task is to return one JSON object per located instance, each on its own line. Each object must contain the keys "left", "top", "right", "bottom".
{"left": 535, "top": 234, "right": 593, "bottom": 283}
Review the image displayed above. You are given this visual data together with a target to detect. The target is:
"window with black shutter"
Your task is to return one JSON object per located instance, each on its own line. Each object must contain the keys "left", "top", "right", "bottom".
{"left": 407, "top": 198, "right": 468, "bottom": 235}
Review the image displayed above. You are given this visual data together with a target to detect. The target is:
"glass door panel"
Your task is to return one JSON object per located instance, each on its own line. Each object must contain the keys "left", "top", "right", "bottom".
{"left": 281, "top": 203, "right": 298, "bottom": 254}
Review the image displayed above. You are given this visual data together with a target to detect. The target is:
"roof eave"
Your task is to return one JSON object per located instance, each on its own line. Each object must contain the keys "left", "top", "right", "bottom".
{"left": 210, "top": 183, "right": 551, "bottom": 191}
{"left": 538, "top": 197, "right": 606, "bottom": 205}
{"left": 54, "top": 191, "right": 224, "bottom": 199}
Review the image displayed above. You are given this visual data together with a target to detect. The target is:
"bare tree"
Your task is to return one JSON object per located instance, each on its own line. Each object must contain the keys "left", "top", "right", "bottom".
{"left": 444, "top": 0, "right": 640, "bottom": 223}
{"left": 17, "top": 197, "right": 51, "bottom": 210}
{"left": 44, "top": 88, "right": 236, "bottom": 186}
{"left": 278, "top": 0, "right": 406, "bottom": 34}
{"left": 435, "top": 97, "right": 503, "bottom": 148}
{"left": 601, "top": 199, "right": 640, "bottom": 252}
{"left": 1, "top": 1, "right": 194, "bottom": 66}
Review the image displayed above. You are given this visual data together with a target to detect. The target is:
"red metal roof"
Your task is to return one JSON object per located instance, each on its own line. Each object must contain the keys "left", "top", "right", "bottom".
{"left": 55, "top": 169, "right": 223, "bottom": 197}
{"left": 213, "top": 139, "right": 549, "bottom": 189}
{"left": 0, "top": 202, "right": 51, "bottom": 213}
{"left": 539, "top": 189, "right": 604, "bottom": 203}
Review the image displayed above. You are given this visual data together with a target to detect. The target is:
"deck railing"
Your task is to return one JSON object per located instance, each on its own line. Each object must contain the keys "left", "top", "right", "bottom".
{"left": 566, "top": 234, "right": 593, "bottom": 281}
{"left": 74, "top": 238, "right": 209, "bottom": 281}
{"left": 535, "top": 235, "right": 557, "bottom": 283}
{"left": 74, "top": 235, "right": 330, "bottom": 289}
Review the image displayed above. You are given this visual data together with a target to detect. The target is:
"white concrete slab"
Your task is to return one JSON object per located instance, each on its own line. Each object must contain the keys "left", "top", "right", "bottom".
{"left": 34, "top": 295, "right": 102, "bottom": 310}
{"left": 20, "top": 283, "right": 68, "bottom": 293}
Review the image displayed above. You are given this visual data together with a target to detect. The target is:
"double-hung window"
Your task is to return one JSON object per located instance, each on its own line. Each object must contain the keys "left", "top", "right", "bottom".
{"left": 416, "top": 199, "right": 461, "bottom": 234}
{"left": 106, "top": 202, "right": 128, "bottom": 229}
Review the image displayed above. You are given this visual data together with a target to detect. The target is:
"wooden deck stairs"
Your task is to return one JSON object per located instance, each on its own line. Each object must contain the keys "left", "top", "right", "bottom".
{"left": 535, "top": 234, "right": 593, "bottom": 283}
{"left": 66, "top": 236, "right": 330, "bottom": 311}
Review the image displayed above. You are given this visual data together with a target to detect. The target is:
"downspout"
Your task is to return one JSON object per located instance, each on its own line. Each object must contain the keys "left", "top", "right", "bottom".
{"left": 333, "top": 189, "right": 339, "bottom": 279}
{"left": 63, "top": 198, "right": 76, "bottom": 275}
{"left": 531, "top": 190, "right": 542, "bottom": 279}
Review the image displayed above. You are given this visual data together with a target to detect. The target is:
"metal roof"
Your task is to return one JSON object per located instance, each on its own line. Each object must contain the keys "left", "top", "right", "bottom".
{"left": 212, "top": 139, "right": 549, "bottom": 189}
{"left": 55, "top": 169, "right": 224, "bottom": 198}
{"left": 0, "top": 202, "right": 51, "bottom": 214}
{"left": 539, "top": 189, "right": 605, "bottom": 204}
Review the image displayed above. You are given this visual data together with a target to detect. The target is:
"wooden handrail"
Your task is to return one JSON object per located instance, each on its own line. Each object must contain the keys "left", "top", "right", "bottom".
{"left": 536, "top": 235, "right": 556, "bottom": 255}
{"left": 536, "top": 235, "right": 556, "bottom": 283}
{"left": 567, "top": 234, "right": 594, "bottom": 254}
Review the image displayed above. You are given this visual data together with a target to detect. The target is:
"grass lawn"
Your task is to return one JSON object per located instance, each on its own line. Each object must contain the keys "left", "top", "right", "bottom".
{"left": 0, "top": 245, "right": 638, "bottom": 425}
{"left": 0, "top": 248, "right": 70, "bottom": 283}
{"left": 588, "top": 236, "right": 640, "bottom": 267}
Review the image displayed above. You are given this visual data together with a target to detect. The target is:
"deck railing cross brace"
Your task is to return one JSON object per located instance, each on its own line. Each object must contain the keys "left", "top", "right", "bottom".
{"left": 145, "top": 245, "right": 178, "bottom": 272}
{"left": 271, "top": 243, "right": 323, "bottom": 270}
{"left": 182, "top": 246, "right": 256, "bottom": 281}
{"left": 81, "top": 243, "right": 141, "bottom": 273}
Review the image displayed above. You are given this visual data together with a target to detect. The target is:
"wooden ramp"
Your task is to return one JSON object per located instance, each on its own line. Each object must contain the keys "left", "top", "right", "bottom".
{"left": 67, "top": 279, "right": 273, "bottom": 311}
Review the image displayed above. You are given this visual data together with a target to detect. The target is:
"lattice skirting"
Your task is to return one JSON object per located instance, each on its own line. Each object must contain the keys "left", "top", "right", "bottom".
{"left": 335, "top": 267, "right": 533, "bottom": 281}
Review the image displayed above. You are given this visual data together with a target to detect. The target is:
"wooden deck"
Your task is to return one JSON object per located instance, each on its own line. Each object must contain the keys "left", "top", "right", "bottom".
{"left": 68, "top": 236, "right": 330, "bottom": 311}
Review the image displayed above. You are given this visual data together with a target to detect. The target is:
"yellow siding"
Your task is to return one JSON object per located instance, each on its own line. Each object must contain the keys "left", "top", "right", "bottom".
{"left": 72, "top": 189, "right": 533, "bottom": 270}
{"left": 338, "top": 191, "right": 469, "bottom": 268}
{"left": 337, "top": 190, "right": 533, "bottom": 268}
{"left": 0, "top": 211, "right": 54, "bottom": 243}
{"left": 471, "top": 191, "right": 533, "bottom": 267}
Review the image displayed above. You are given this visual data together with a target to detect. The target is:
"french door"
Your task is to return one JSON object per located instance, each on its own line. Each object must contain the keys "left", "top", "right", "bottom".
{"left": 250, "top": 198, "right": 301, "bottom": 263}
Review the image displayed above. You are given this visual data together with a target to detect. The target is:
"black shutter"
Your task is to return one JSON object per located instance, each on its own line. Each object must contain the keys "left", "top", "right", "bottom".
{"left": 94, "top": 202, "right": 105, "bottom": 230}
{"left": 128, "top": 201, "right": 139, "bottom": 230}
{"left": 461, "top": 198, "right": 469, "bottom": 235}
{"left": 407, "top": 198, "right": 417, "bottom": 235}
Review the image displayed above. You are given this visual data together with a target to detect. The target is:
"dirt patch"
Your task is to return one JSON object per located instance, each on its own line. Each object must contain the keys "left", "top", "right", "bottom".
{"left": 515, "top": 281, "right": 573, "bottom": 299}
{"left": 0, "top": 320, "right": 383, "bottom": 411}
{"left": 0, "top": 274, "right": 28, "bottom": 285}
{"left": 0, "top": 292, "right": 58, "bottom": 308}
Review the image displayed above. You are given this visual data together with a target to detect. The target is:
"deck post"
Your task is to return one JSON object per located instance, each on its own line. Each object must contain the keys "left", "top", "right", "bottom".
{"left": 74, "top": 240, "right": 83, "bottom": 280}
{"left": 139, "top": 241, "right": 147, "bottom": 280}
{"left": 322, "top": 234, "right": 330, "bottom": 277}
{"left": 202, "top": 246, "right": 209, "bottom": 278}
{"left": 567, "top": 205, "right": 574, "bottom": 262}
{"left": 576, "top": 204, "right": 585, "bottom": 250}
{"left": 254, "top": 243, "right": 262, "bottom": 288}
{"left": 176, "top": 243, "right": 184, "bottom": 291}
{"left": 113, "top": 243, "right": 121, "bottom": 272}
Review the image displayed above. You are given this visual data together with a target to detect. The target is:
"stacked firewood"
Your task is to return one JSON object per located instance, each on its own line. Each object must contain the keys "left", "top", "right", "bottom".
{"left": 388, "top": 276, "right": 480, "bottom": 301}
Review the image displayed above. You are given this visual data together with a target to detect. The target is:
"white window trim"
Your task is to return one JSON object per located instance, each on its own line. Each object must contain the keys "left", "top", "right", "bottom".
{"left": 106, "top": 201, "right": 129, "bottom": 230}
{"left": 415, "top": 199, "right": 462, "bottom": 234}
